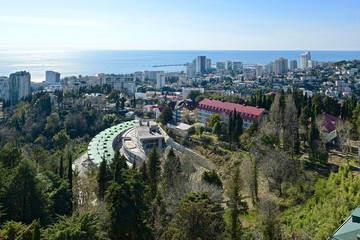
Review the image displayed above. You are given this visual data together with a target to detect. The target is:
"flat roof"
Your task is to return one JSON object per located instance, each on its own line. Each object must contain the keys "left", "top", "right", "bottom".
{"left": 135, "top": 124, "right": 164, "bottom": 141}
{"left": 87, "top": 120, "right": 138, "bottom": 165}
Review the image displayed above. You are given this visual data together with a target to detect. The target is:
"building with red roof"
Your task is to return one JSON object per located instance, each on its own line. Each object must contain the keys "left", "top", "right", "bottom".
{"left": 197, "top": 98, "right": 266, "bottom": 128}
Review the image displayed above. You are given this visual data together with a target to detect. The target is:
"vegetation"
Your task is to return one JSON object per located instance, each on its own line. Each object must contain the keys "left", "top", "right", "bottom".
{"left": 1, "top": 80, "right": 360, "bottom": 239}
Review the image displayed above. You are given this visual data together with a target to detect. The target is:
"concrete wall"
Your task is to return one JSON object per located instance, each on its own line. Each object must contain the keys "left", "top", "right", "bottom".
{"left": 159, "top": 127, "right": 215, "bottom": 170}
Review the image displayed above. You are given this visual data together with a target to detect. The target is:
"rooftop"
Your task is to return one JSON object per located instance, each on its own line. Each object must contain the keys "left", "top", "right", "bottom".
{"left": 331, "top": 207, "right": 360, "bottom": 240}
{"left": 87, "top": 120, "right": 138, "bottom": 165}
{"left": 198, "top": 98, "right": 265, "bottom": 117}
{"left": 136, "top": 121, "right": 164, "bottom": 140}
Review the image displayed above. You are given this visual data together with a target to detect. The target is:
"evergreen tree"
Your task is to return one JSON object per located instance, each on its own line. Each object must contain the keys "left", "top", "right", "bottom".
{"left": 106, "top": 170, "right": 152, "bottom": 240}
{"left": 98, "top": 157, "right": 108, "bottom": 201}
{"left": 283, "top": 95, "right": 298, "bottom": 155}
{"left": 226, "top": 168, "right": 248, "bottom": 240}
{"left": 67, "top": 153, "right": 73, "bottom": 214}
{"left": 269, "top": 95, "right": 283, "bottom": 145}
{"left": 161, "top": 192, "right": 225, "bottom": 240}
{"left": 140, "top": 161, "right": 148, "bottom": 183}
{"left": 32, "top": 220, "right": 40, "bottom": 240}
{"left": 59, "top": 155, "right": 64, "bottom": 178}
{"left": 228, "top": 111, "right": 234, "bottom": 146}
{"left": 162, "top": 148, "right": 181, "bottom": 190}
{"left": 233, "top": 113, "right": 243, "bottom": 144}
{"left": 250, "top": 157, "right": 259, "bottom": 204}
{"left": 147, "top": 146, "right": 161, "bottom": 198}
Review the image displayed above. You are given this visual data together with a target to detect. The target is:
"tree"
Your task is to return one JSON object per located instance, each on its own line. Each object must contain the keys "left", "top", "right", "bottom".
{"left": 202, "top": 170, "right": 223, "bottom": 188}
{"left": 106, "top": 170, "right": 152, "bottom": 240}
{"left": 161, "top": 192, "right": 225, "bottom": 240}
{"left": 162, "top": 148, "right": 181, "bottom": 190}
{"left": 67, "top": 153, "right": 73, "bottom": 214}
{"left": 59, "top": 155, "right": 64, "bottom": 178}
{"left": 283, "top": 95, "right": 298, "bottom": 156}
{"left": 0, "top": 147, "right": 22, "bottom": 168}
{"left": 32, "top": 220, "right": 40, "bottom": 240}
{"left": 226, "top": 168, "right": 248, "bottom": 240}
{"left": 147, "top": 146, "right": 161, "bottom": 198}
{"left": 52, "top": 130, "right": 70, "bottom": 150}
{"left": 120, "top": 96, "right": 126, "bottom": 110}
{"left": 233, "top": 112, "right": 243, "bottom": 144}
{"left": 212, "top": 122, "right": 222, "bottom": 135}
{"left": 308, "top": 117, "right": 328, "bottom": 164}
{"left": 187, "top": 90, "right": 202, "bottom": 102}
{"left": 0, "top": 220, "right": 37, "bottom": 240}
{"left": 98, "top": 157, "right": 109, "bottom": 201}
{"left": 4, "top": 160, "right": 47, "bottom": 224}
{"left": 159, "top": 107, "right": 173, "bottom": 125}
{"left": 208, "top": 114, "right": 220, "bottom": 128}
{"left": 269, "top": 94, "right": 283, "bottom": 145}
{"left": 259, "top": 198, "right": 281, "bottom": 240}
{"left": 43, "top": 212, "right": 108, "bottom": 240}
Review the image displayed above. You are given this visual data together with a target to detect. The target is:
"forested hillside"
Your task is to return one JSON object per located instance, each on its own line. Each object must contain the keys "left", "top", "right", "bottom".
{"left": 0, "top": 86, "right": 360, "bottom": 239}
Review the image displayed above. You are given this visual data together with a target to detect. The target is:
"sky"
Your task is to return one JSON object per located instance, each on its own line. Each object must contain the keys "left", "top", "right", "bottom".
{"left": 0, "top": 0, "right": 359, "bottom": 50}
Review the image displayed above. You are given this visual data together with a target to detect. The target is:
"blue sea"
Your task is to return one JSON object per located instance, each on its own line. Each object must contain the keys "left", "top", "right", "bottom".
{"left": 0, "top": 50, "right": 359, "bottom": 82}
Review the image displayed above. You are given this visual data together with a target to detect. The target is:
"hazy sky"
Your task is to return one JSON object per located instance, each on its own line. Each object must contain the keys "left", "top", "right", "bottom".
{"left": 1, "top": 0, "right": 359, "bottom": 50}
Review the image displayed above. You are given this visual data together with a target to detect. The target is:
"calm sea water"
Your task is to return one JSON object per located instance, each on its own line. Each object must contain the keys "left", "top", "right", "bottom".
{"left": 0, "top": 50, "right": 359, "bottom": 82}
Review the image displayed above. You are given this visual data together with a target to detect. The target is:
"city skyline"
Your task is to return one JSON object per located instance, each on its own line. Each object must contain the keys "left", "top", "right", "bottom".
{"left": 1, "top": 0, "right": 360, "bottom": 50}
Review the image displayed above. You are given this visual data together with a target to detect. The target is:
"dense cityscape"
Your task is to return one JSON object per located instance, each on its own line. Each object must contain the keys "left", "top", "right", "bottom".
{"left": 1, "top": 0, "right": 360, "bottom": 239}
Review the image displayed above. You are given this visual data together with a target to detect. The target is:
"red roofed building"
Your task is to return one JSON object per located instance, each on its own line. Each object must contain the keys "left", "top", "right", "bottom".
{"left": 197, "top": 98, "right": 266, "bottom": 128}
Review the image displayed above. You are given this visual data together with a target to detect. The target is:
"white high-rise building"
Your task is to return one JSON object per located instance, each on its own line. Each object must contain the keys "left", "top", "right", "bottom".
{"left": 300, "top": 51, "right": 311, "bottom": 69}
{"left": 216, "top": 61, "right": 226, "bottom": 70}
{"left": 9, "top": 71, "right": 31, "bottom": 106}
{"left": 289, "top": 60, "right": 297, "bottom": 71}
{"left": 46, "top": 71, "right": 60, "bottom": 85}
{"left": 265, "top": 62, "right": 275, "bottom": 75}
{"left": 274, "top": 57, "right": 288, "bottom": 75}
{"left": 156, "top": 72, "right": 165, "bottom": 89}
{"left": 205, "top": 59, "right": 211, "bottom": 70}
{"left": 255, "top": 65, "right": 265, "bottom": 78}
{"left": 0, "top": 77, "right": 9, "bottom": 101}
{"left": 194, "top": 56, "right": 206, "bottom": 74}
{"left": 233, "top": 62, "right": 243, "bottom": 72}
{"left": 186, "top": 64, "right": 195, "bottom": 78}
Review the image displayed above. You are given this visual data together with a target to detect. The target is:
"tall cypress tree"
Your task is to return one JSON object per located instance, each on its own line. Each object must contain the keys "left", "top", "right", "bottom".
{"left": 147, "top": 146, "right": 160, "bottom": 198}
{"left": 59, "top": 155, "right": 64, "bottom": 178}
{"left": 228, "top": 111, "right": 233, "bottom": 146}
{"left": 67, "top": 153, "right": 73, "bottom": 213}
{"left": 98, "top": 157, "right": 108, "bottom": 201}
{"left": 32, "top": 220, "right": 41, "bottom": 240}
{"left": 226, "top": 167, "right": 248, "bottom": 240}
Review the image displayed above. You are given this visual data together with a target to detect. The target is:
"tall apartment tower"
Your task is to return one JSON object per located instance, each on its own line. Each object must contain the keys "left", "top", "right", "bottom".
{"left": 156, "top": 72, "right": 166, "bottom": 89}
{"left": 289, "top": 60, "right": 298, "bottom": 71}
{"left": 194, "top": 56, "right": 206, "bottom": 74}
{"left": 300, "top": 51, "right": 311, "bottom": 69}
{"left": 274, "top": 57, "right": 288, "bottom": 75}
{"left": 9, "top": 71, "right": 31, "bottom": 106}
{"left": 46, "top": 70, "right": 60, "bottom": 85}
{"left": 0, "top": 77, "right": 9, "bottom": 102}
{"left": 205, "top": 58, "right": 212, "bottom": 71}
